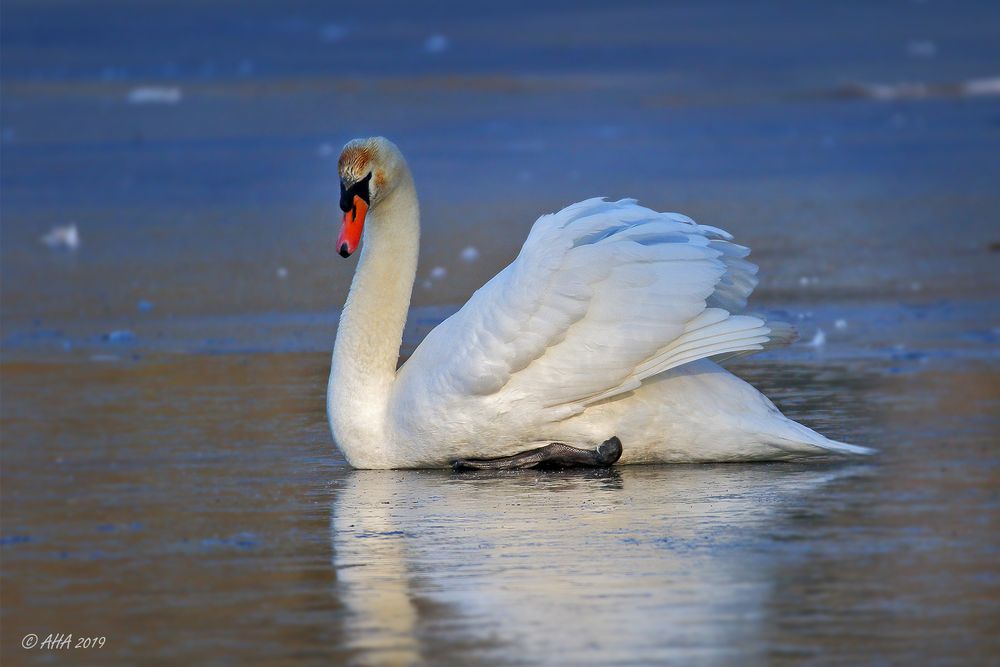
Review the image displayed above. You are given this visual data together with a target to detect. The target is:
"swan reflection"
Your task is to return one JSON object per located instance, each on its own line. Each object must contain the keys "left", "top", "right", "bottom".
{"left": 331, "top": 464, "right": 866, "bottom": 665}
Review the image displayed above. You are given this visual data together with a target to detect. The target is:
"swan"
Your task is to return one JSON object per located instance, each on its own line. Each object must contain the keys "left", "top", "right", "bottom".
{"left": 327, "top": 136, "right": 872, "bottom": 469}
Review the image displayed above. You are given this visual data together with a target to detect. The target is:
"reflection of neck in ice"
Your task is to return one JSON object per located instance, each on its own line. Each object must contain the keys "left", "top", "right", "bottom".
{"left": 331, "top": 466, "right": 863, "bottom": 664}
{"left": 331, "top": 472, "right": 421, "bottom": 667}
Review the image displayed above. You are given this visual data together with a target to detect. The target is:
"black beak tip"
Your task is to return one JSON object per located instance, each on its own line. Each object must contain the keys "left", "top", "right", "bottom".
{"left": 338, "top": 243, "right": 352, "bottom": 258}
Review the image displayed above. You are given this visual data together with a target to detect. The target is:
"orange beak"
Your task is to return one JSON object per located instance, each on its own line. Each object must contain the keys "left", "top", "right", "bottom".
{"left": 338, "top": 195, "right": 368, "bottom": 258}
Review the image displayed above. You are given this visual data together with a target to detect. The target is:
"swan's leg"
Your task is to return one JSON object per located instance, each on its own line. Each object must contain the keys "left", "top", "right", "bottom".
{"left": 452, "top": 437, "right": 622, "bottom": 472}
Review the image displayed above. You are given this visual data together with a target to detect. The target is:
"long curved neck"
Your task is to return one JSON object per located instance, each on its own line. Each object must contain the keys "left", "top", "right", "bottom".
{"left": 328, "top": 170, "right": 419, "bottom": 467}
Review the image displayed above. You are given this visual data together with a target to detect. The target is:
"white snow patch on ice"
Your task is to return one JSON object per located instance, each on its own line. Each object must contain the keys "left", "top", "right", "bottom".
{"left": 459, "top": 246, "right": 480, "bottom": 263}
{"left": 41, "top": 223, "right": 80, "bottom": 250}
{"left": 126, "top": 86, "right": 182, "bottom": 105}
{"left": 807, "top": 328, "right": 827, "bottom": 348}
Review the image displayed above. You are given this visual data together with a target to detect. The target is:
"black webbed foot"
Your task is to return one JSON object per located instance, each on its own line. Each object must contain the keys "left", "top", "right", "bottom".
{"left": 452, "top": 436, "right": 622, "bottom": 472}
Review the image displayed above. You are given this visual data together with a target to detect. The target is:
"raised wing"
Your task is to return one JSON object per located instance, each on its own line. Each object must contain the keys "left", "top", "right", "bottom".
{"left": 393, "top": 198, "right": 786, "bottom": 426}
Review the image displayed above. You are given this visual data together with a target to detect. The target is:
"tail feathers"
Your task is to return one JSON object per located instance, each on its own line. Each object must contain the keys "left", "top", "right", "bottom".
{"left": 814, "top": 437, "right": 876, "bottom": 456}
{"left": 774, "top": 418, "right": 876, "bottom": 457}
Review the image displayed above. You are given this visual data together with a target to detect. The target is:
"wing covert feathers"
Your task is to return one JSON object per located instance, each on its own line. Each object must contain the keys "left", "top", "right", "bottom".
{"left": 398, "top": 198, "right": 796, "bottom": 415}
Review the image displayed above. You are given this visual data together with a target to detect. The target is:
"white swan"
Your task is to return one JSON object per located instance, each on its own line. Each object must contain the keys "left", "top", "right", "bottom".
{"left": 327, "top": 137, "right": 872, "bottom": 469}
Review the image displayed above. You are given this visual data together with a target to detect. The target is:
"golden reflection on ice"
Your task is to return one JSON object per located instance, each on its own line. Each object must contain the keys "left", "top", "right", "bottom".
{"left": 332, "top": 464, "right": 865, "bottom": 665}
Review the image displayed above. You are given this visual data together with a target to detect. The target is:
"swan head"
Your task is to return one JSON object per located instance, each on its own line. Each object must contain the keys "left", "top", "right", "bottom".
{"left": 336, "top": 136, "right": 406, "bottom": 258}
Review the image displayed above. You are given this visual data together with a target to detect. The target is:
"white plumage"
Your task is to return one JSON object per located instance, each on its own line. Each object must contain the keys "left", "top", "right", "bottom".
{"left": 327, "top": 138, "right": 871, "bottom": 469}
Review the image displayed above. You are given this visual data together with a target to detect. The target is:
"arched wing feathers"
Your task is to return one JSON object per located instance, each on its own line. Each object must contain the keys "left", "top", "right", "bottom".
{"left": 394, "top": 198, "right": 785, "bottom": 420}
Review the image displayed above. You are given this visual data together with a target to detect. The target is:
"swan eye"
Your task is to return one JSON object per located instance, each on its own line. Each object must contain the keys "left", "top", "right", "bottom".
{"left": 340, "top": 171, "right": 373, "bottom": 212}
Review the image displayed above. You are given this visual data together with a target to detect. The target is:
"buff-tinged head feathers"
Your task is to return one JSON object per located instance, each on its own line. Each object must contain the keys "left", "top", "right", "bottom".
{"left": 337, "top": 136, "right": 406, "bottom": 204}
{"left": 338, "top": 139, "right": 376, "bottom": 185}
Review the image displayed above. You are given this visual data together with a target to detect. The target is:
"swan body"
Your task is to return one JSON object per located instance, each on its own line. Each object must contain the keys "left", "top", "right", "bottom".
{"left": 327, "top": 137, "right": 871, "bottom": 469}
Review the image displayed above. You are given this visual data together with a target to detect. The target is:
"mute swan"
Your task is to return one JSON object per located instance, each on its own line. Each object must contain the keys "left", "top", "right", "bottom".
{"left": 328, "top": 137, "right": 872, "bottom": 469}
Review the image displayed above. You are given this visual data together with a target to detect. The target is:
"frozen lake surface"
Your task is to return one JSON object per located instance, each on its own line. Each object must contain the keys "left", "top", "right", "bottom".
{"left": 2, "top": 0, "right": 998, "bottom": 664}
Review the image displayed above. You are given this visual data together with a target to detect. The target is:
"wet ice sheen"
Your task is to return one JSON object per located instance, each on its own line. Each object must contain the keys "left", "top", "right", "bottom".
{"left": 2, "top": 0, "right": 998, "bottom": 663}
{"left": 1, "top": 340, "right": 996, "bottom": 665}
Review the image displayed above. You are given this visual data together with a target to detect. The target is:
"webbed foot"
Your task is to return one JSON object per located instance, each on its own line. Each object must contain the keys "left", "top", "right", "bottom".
{"left": 452, "top": 436, "right": 622, "bottom": 472}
